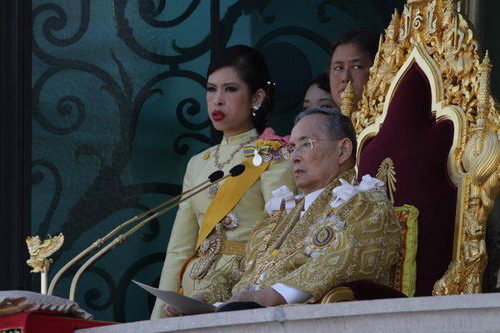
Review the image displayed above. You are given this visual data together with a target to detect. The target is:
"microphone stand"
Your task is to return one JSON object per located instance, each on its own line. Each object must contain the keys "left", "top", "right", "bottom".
{"left": 67, "top": 168, "right": 241, "bottom": 301}
{"left": 47, "top": 171, "right": 223, "bottom": 296}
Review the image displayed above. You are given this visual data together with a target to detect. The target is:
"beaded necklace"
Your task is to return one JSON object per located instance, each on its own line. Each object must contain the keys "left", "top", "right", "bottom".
{"left": 213, "top": 136, "right": 257, "bottom": 169}
{"left": 207, "top": 135, "right": 257, "bottom": 198}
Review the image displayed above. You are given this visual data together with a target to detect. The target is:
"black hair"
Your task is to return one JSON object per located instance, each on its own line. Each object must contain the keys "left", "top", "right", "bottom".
{"left": 207, "top": 45, "right": 274, "bottom": 134}
{"left": 308, "top": 73, "right": 330, "bottom": 94}
{"left": 329, "top": 29, "right": 379, "bottom": 65}
{"left": 295, "top": 107, "right": 357, "bottom": 161}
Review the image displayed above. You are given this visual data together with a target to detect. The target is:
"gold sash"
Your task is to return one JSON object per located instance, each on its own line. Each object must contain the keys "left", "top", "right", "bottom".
{"left": 196, "top": 158, "right": 270, "bottom": 249}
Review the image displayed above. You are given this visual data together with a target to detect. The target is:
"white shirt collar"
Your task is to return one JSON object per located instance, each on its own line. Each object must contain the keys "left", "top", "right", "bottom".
{"left": 303, "top": 188, "right": 325, "bottom": 213}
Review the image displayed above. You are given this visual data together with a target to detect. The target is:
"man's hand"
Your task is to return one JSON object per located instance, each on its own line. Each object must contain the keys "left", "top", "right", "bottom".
{"left": 163, "top": 304, "right": 182, "bottom": 317}
{"left": 191, "top": 294, "right": 205, "bottom": 303}
{"left": 163, "top": 294, "right": 206, "bottom": 317}
{"left": 225, "top": 288, "right": 286, "bottom": 307}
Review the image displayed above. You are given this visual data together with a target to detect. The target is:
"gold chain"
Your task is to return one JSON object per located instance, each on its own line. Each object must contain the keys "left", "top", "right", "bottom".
{"left": 213, "top": 136, "right": 257, "bottom": 169}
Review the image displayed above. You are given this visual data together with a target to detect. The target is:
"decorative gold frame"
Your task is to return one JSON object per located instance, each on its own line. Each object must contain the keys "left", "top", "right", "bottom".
{"left": 341, "top": 0, "right": 500, "bottom": 295}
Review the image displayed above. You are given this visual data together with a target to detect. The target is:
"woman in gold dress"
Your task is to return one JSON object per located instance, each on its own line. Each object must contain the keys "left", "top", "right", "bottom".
{"left": 151, "top": 45, "right": 296, "bottom": 318}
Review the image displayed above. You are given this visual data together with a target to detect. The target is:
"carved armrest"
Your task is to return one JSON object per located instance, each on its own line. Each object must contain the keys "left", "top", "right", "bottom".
{"left": 320, "top": 286, "right": 356, "bottom": 304}
{"left": 321, "top": 280, "right": 407, "bottom": 304}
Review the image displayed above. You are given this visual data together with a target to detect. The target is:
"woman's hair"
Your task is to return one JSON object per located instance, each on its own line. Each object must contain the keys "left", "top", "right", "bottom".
{"left": 328, "top": 29, "right": 379, "bottom": 65}
{"left": 308, "top": 73, "right": 330, "bottom": 94}
{"left": 207, "top": 45, "right": 274, "bottom": 133}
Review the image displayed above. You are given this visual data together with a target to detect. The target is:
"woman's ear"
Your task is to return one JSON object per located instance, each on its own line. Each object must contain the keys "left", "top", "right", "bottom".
{"left": 337, "top": 138, "right": 353, "bottom": 165}
{"left": 252, "top": 88, "right": 266, "bottom": 108}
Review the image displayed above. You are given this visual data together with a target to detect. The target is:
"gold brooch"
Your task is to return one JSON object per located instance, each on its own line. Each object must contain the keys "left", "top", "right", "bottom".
{"left": 221, "top": 211, "right": 239, "bottom": 229}
{"left": 207, "top": 183, "right": 218, "bottom": 198}
{"left": 312, "top": 226, "right": 334, "bottom": 247}
{"left": 203, "top": 150, "right": 211, "bottom": 160}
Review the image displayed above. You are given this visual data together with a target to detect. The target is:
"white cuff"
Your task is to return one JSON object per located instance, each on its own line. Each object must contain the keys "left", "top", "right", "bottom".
{"left": 271, "top": 283, "right": 311, "bottom": 304}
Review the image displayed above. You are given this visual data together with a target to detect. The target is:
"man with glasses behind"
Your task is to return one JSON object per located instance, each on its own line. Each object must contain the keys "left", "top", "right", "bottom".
{"left": 163, "top": 107, "right": 402, "bottom": 316}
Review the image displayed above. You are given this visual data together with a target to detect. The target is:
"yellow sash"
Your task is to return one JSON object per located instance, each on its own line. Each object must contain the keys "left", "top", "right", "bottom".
{"left": 196, "top": 158, "right": 270, "bottom": 249}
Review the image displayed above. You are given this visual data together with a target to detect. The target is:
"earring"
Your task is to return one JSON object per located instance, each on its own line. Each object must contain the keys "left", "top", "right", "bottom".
{"left": 252, "top": 105, "right": 259, "bottom": 117}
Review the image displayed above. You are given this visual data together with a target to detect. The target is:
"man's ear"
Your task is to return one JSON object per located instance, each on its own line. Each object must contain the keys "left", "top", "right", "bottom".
{"left": 252, "top": 88, "right": 266, "bottom": 108}
{"left": 337, "top": 138, "right": 353, "bottom": 165}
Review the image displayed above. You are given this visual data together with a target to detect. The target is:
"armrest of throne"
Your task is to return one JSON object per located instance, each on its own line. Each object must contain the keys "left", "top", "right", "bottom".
{"left": 321, "top": 280, "right": 407, "bottom": 303}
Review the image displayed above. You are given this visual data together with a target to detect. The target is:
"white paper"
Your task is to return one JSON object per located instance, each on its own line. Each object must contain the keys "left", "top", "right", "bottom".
{"left": 132, "top": 280, "right": 216, "bottom": 315}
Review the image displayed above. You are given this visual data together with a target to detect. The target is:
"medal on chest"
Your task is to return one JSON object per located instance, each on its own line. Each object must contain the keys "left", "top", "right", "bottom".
{"left": 305, "top": 215, "right": 346, "bottom": 258}
{"left": 207, "top": 183, "right": 219, "bottom": 198}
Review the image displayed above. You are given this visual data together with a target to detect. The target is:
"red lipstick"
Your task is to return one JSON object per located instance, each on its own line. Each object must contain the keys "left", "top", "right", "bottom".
{"left": 212, "top": 110, "right": 225, "bottom": 121}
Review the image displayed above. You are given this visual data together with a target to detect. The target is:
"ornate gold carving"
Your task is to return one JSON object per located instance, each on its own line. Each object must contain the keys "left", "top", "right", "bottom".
{"left": 399, "top": 6, "right": 411, "bottom": 41}
{"left": 321, "top": 286, "right": 356, "bottom": 304}
{"left": 340, "top": 81, "right": 355, "bottom": 118}
{"left": 356, "top": 0, "right": 487, "bottom": 135}
{"left": 354, "top": 0, "right": 500, "bottom": 295}
{"left": 413, "top": 8, "right": 424, "bottom": 30}
{"left": 376, "top": 158, "right": 397, "bottom": 203}
{"left": 426, "top": 0, "right": 438, "bottom": 34}
{"left": 26, "top": 233, "right": 64, "bottom": 273}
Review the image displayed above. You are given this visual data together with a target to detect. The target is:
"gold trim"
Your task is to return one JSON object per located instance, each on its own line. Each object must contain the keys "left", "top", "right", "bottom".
{"left": 26, "top": 233, "right": 64, "bottom": 294}
{"left": 376, "top": 158, "right": 397, "bottom": 203}
{"left": 352, "top": 0, "right": 500, "bottom": 295}
{"left": 340, "top": 81, "right": 356, "bottom": 118}
{"left": 220, "top": 239, "right": 247, "bottom": 257}
{"left": 321, "top": 286, "right": 356, "bottom": 303}
{"left": 25, "top": 233, "right": 64, "bottom": 274}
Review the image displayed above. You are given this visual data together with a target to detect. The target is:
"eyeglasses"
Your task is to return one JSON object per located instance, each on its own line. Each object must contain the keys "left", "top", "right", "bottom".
{"left": 283, "top": 138, "right": 335, "bottom": 160}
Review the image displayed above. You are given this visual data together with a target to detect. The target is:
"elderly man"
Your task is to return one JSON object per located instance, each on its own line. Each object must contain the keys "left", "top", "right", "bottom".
{"left": 164, "top": 107, "right": 401, "bottom": 315}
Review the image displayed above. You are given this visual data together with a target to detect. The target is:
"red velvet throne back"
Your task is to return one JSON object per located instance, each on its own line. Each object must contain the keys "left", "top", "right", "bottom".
{"left": 357, "top": 63, "right": 457, "bottom": 296}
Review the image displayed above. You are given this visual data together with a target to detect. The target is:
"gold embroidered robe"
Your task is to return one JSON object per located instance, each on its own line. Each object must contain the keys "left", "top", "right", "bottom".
{"left": 196, "top": 169, "right": 402, "bottom": 304}
{"left": 151, "top": 128, "right": 296, "bottom": 319}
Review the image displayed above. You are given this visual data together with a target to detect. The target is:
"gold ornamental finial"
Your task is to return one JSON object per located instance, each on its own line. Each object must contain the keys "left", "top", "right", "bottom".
{"left": 385, "top": 10, "right": 400, "bottom": 47}
{"left": 376, "top": 158, "right": 397, "bottom": 203}
{"left": 477, "top": 51, "right": 492, "bottom": 129}
{"left": 478, "top": 51, "right": 492, "bottom": 101}
{"left": 373, "top": 34, "right": 383, "bottom": 68}
{"left": 388, "top": 9, "right": 400, "bottom": 37}
{"left": 26, "top": 233, "right": 64, "bottom": 294}
{"left": 340, "top": 81, "right": 355, "bottom": 118}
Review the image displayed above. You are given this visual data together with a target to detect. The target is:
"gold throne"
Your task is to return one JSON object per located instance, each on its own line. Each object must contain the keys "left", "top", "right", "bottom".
{"left": 332, "top": 0, "right": 500, "bottom": 300}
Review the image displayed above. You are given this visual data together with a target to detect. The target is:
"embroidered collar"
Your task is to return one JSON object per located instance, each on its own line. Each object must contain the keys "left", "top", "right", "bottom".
{"left": 220, "top": 128, "right": 258, "bottom": 146}
{"left": 303, "top": 188, "right": 325, "bottom": 213}
{"left": 264, "top": 169, "right": 359, "bottom": 216}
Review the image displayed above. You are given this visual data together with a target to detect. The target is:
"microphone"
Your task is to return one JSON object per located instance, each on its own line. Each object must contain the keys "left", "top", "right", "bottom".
{"left": 48, "top": 169, "right": 224, "bottom": 296}
{"left": 229, "top": 164, "right": 245, "bottom": 177}
{"left": 67, "top": 166, "right": 245, "bottom": 300}
{"left": 208, "top": 170, "right": 224, "bottom": 182}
